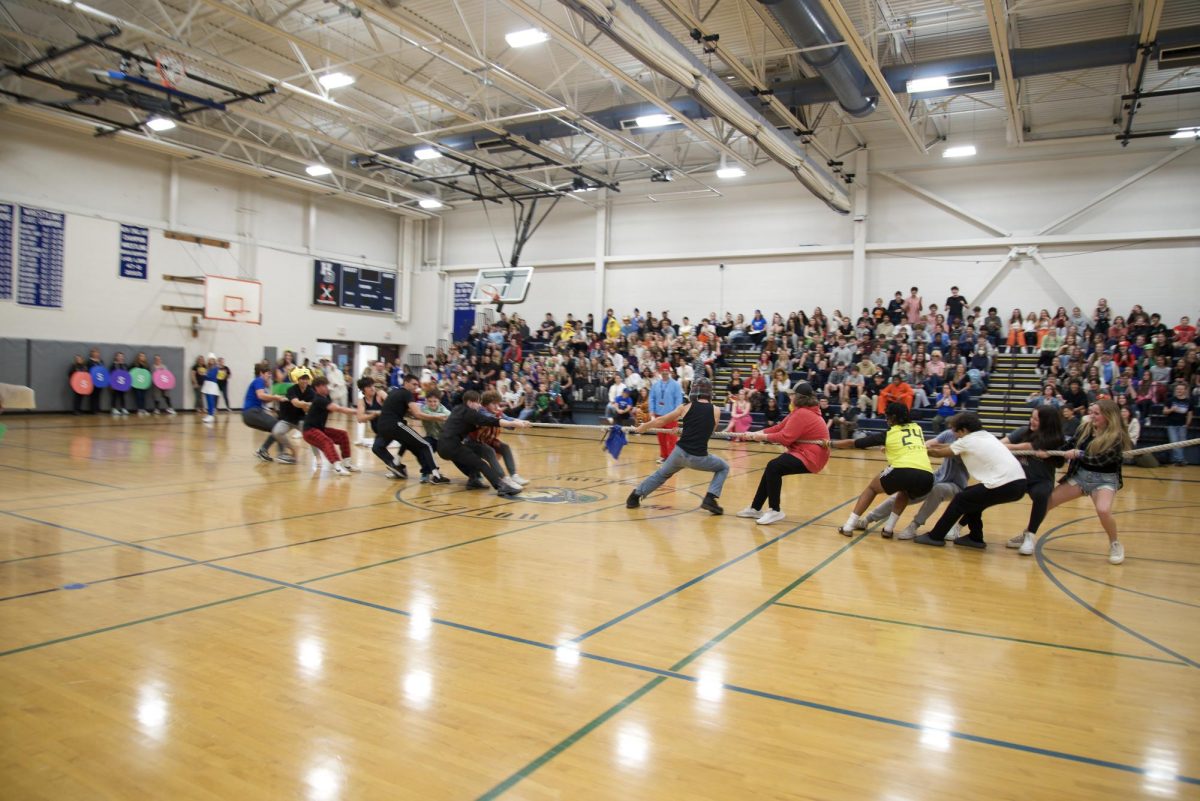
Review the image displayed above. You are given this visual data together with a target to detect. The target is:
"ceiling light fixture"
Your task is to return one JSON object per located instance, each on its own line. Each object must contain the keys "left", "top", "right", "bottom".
{"left": 906, "top": 76, "right": 950, "bottom": 94}
{"left": 305, "top": 164, "right": 333, "bottom": 177}
{"left": 145, "top": 116, "right": 176, "bottom": 132}
{"left": 634, "top": 114, "right": 674, "bottom": 128}
{"left": 418, "top": 198, "right": 445, "bottom": 209}
{"left": 942, "top": 145, "right": 977, "bottom": 158}
{"left": 505, "top": 28, "right": 549, "bottom": 48}
{"left": 413, "top": 147, "right": 442, "bottom": 160}
{"left": 318, "top": 72, "right": 355, "bottom": 90}
{"left": 1170, "top": 127, "right": 1200, "bottom": 139}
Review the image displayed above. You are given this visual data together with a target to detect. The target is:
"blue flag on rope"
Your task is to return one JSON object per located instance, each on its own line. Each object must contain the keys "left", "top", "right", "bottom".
{"left": 602, "top": 425, "right": 627, "bottom": 460}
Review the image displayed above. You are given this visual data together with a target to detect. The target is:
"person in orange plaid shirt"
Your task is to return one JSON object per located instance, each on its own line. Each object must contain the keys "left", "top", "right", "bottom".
{"left": 469, "top": 390, "right": 530, "bottom": 486}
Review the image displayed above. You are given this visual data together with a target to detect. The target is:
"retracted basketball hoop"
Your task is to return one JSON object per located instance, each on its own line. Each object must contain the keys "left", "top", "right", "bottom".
{"left": 155, "top": 50, "right": 186, "bottom": 89}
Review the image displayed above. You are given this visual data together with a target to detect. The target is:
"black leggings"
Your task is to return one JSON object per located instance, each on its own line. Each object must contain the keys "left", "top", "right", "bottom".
{"left": 438, "top": 439, "right": 503, "bottom": 488}
{"left": 1025, "top": 478, "right": 1054, "bottom": 534}
{"left": 751, "top": 454, "right": 810, "bottom": 512}
{"left": 374, "top": 420, "right": 438, "bottom": 475}
{"left": 928, "top": 479, "right": 1028, "bottom": 542}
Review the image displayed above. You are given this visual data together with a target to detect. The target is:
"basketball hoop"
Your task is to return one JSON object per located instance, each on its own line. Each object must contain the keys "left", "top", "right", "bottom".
{"left": 155, "top": 50, "right": 186, "bottom": 89}
{"left": 479, "top": 282, "right": 502, "bottom": 305}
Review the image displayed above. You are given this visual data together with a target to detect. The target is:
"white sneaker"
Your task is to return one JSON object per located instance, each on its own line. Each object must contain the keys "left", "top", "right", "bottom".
{"left": 1006, "top": 532, "right": 1026, "bottom": 549}
{"left": 340, "top": 460, "right": 361, "bottom": 473}
{"left": 121, "top": 408, "right": 130, "bottom": 416}
{"left": 333, "top": 464, "right": 351, "bottom": 476}
{"left": 735, "top": 506, "right": 761, "bottom": 518}
{"left": 166, "top": 408, "right": 176, "bottom": 415}
{"left": 897, "top": 522, "right": 918, "bottom": 540}
{"left": 946, "top": 524, "right": 961, "bottom": 541}
{"left": 1108, "top": 541, "right": 1125, "bottom": 565}
{"left": 756, "top": 509, "right": 786, "bottom": 525}
{"left": 1018, "top": 532, "right": 1035, "bottom": 556}
{"left": 510, "top": 474, "right": 530, "bottom": 486}
{"left": 111, "top": 409, "right": 119, "bottom": 416}
{"left": 202, "top": 415, "right": 214, "bottom": 423}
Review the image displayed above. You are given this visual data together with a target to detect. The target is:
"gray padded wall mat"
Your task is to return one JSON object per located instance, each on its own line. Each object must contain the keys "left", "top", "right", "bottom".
{"left": 28, "top": 340, "right": 186, "bottom": 412}
{"left": 0, "top": 339, "right": 28, "bottom": 386}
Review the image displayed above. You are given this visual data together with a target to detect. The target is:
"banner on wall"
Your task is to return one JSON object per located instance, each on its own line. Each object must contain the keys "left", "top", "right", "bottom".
{"left": 0, "top": 203, "right": 12, "bottom": 300}
{"left": 118, "top": 224, "right": 149, "bottom": 279}
{"left": 17, "top": 205, "right": 64, "bottom": 309}
{"left": 453, "top": 281, "right": 474, "bottom": 342}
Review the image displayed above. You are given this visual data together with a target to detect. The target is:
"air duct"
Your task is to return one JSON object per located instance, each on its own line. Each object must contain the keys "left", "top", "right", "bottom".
{"left": 756, "top": 0, "right": 877, "bottom": 118}
{"left": 556, "top": 0, "right": 851, "bottom": 213}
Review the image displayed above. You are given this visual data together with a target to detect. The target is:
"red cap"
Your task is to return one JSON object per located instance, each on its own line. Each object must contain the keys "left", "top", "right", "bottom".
{"left": 659, "top": 362, "right": 672, "bottom": 372}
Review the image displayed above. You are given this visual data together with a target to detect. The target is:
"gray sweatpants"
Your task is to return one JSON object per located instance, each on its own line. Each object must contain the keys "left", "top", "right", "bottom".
{"left": 635, "top": 446, "right": 729, "bottom": 499}
{"left": 867, "top": 482, "right": 961, "bottom": 526}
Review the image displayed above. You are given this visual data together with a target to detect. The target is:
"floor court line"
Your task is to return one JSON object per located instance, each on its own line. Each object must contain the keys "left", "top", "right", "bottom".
{"left": 772, "top": 602, "right": 1184, "bottom": 665}
{"left": 6, "top": 507, "right": 1198, "bottom": 793}
{"left": 1034, "top": 507, "right": 1200, "bottom": 669}
{"left": 570, "top": 495, "right": 856, "bottom": 642}
{"left": 0, "top": 462, "right": 125, "bottom": 490}
{"left": 1039, "top": 534, "right": 1200, "bottom": 609}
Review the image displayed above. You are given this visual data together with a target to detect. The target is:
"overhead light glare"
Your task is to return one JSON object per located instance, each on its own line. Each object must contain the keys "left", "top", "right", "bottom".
{"left": 634, "top": 114, "right": 674, "bottom": 128}
{"left": 1170, "top": 127, "right": 1200, "bottom": 139}
{"left": 318, "top": 72, "right": 355, "bottom": 90}
{"left": 906, "top": 76, "right": 950, "bottom": 94}
{"left": 716, "top": 166, "right": 746, "bottom": 179}
{"left": 942, "top": 145, "right": 977, "bottom": 158}
{"left": 418, "top": 198, "right": 445, "bottom": 209}
{"left": 413, "top": 147, "right": 442, "bottom": 160}
{"left": 306, "top": 164, "right": 333, "bottom": 177}
{"left": 145, "top": 116, "right": 176, "bottom": 132}
{"left": 505, "top": 28, "right": 549, "bottom": 48}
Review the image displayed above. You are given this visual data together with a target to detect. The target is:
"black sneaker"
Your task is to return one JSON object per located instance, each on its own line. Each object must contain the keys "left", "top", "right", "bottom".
{"left": 913, "top": 533, "right": 945, "bottom": 547}
{"left": 953, "top": 536, "right": 987, "bottom": 549}
{"left": 254, "top": 449, "right": 273, "bottom": 463}
{"left": 626, "top": 491, "right": 641, "bottom": 509}
{"left": 466, "top": 478, "right": 488, "bottom": 490}
{"left": 429, "top": 474, "right": 451, "bottom": 484}
{"left": 497, "top": 483, "right": 521, "bottom": 497}
{"left": 700, "top": 494, "right": 723, "bottom": 515}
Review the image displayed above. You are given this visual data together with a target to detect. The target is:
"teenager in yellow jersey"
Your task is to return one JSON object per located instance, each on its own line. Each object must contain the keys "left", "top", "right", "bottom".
{"left": 830, "top": 402, "right": 935, "bottom": 538}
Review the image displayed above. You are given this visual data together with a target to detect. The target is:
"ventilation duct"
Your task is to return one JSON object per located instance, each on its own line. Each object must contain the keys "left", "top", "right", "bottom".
{"left": 557, "top": 0, "right": 850, "bottom": 213}
{"left": 756, "top": 0, "right": 877, "bottom": 117}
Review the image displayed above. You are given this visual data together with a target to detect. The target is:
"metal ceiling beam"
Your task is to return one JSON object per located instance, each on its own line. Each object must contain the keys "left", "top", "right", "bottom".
{"left": 814, "top": 0, "right": 926, "bottom": 153}
{"left": 498, "top": 0, "right": 753, "bottom": 169}
{"left": 983, "top": 0, "right": 1023, "bottom": 145}
{"left": 876, "top": 171, "right": 1011, "bottom": 237}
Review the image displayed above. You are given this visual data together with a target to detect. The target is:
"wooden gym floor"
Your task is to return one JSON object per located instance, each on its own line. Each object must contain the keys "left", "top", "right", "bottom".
{"left": 0, "top": 413, "right": 1197, "bottom": 800}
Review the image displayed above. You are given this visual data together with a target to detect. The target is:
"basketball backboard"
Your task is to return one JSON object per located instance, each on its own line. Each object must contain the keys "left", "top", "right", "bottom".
{"left": 204, "top": 275, "right": 262, "bottom": 324}
{"left": 470, "top": 266, "right": 533, "bottom": 305}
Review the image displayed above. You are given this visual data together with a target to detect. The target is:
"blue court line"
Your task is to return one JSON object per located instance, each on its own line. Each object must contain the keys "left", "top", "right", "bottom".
{"left": 0, "top": 462, "right": 124, "bottom": 490}
{"left": 772, "top": 602, "right": 1184, "bottom": 665}
{"left": 570, "top": 495, "right": 857, "bottom": 642}
{"left": 1040, "top": 534, "right": 1200, "bottom": 610}
{"left": 1034, "top": 506, "right": 1200, "bottom": 670}
{"left": 5, "top": 511, "right": 1198, "bottom": 792}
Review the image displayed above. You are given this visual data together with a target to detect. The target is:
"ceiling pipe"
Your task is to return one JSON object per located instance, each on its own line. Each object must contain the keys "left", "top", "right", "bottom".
{"left": 756, "top": 0, "right": 877, "bottom": 117}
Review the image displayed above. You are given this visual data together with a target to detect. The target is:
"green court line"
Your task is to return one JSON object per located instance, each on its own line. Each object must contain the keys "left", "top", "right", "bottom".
{"left": 0, "top": 588, "right": 282, "bottom": 658}
{"left": 475, "top": 531, "right": 870, "bottom": 800}
{"left": 772, "top": 602, "right": 1183, "bottom": 665}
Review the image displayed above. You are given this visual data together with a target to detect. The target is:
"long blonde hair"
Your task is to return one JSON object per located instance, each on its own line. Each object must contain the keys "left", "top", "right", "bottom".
{"left": 1078, "top": 399, "right": 1132, "bottom": 456}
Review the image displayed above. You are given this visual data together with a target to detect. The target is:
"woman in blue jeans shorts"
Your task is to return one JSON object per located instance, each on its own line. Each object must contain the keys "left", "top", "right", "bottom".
{"left": 1165, "top": 383, "right": 1192, "bottom": 466}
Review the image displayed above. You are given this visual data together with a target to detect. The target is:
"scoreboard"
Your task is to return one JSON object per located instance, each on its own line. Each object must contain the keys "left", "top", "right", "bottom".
{"left": 312, "top": 259, "right": 396, "bottom": 313}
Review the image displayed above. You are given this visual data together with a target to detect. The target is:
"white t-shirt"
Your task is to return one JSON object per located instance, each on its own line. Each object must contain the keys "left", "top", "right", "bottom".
{"left": 950, "top": 430, "right": 1026, "bottom": 488}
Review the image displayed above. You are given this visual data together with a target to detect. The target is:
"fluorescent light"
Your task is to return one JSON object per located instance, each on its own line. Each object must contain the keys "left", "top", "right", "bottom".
{"left": 716, "top": 166, "right": 746, "bottom": 178}
{"left": 413, "top": 147, "right": 442, "bottom": 160}
{"left": 906, "top": 76, "right": 950, "bottom": 94}
{"left": 418, "top": 198, "right": 444, "bottom": 209}
{"left": 305, "top": 164, "right": 333, "bottom": 177}
{"left": 318, "top": 72, "right": 354, "bottom": 90}
{"left": 634, "top": 114, "right": 674, "bottom": 128}
{"left": 942, "top": 145, "right": 977, "bottom": 158}
{"left": 505, "top": 28, "right": 549, "bottom": 48}
{"left": 1170, "top": 127, "right": 1200, "bottom": 139}
{"left": 145, "top": 116, "right": 176, "bottom": 132}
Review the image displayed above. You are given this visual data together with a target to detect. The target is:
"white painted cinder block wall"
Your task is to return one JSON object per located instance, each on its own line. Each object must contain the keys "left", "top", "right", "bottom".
{"left": 0, "top": 116, "right": 441, "bottom": 407}
{"left": 440, "top": 142, "right": 1199, "bottom": 328}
